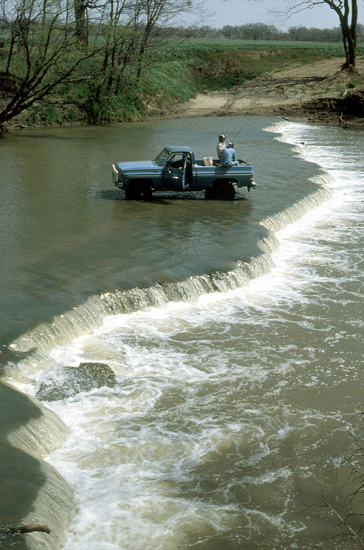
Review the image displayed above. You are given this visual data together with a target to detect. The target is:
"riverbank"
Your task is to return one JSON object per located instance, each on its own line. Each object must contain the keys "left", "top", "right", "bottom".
{"left": 2, "top": 56, "right": 364, "bottom": 132}
{"left": 168, "top": 57, "right": 364, "bottom": 127}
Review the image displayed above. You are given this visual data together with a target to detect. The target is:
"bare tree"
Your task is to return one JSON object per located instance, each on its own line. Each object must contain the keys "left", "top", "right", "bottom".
{"left": 95, "top": 0, "right": 206, "bottom": 93}
{"left": 0, "top": 0, "right": 102, "bottom": 125}
{"left": 131, "top": 0, "right": 204, "bottom": 80}
{"left": 276, "top": 0, "right": 358, "bottom": 69}
{"left": 0, "top": 0, "right": 208, "bottom": 125}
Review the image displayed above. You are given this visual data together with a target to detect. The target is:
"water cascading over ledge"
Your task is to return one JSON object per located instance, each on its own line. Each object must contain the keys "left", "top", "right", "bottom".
{"left": 9, "top": 252, "right": 276, "bottom": 357}
{"left": 0, "top": 381, "right": 75, "bottom": 550}
{"left": 8, "top": 181, "right": 332, "bottom": 359}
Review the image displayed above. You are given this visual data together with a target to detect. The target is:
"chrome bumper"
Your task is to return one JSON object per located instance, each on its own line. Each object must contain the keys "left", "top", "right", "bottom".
{"left": 112, "top": 164, "right": 119, "bottom": 186}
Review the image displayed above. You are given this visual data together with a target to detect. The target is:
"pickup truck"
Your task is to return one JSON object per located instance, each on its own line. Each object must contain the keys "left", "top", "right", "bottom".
{"left": 112, "top": 146, "right": 255, "bottom": 201}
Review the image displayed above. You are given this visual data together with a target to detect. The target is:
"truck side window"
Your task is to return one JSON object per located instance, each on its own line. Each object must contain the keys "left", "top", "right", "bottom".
{"left": 167, "top": 154, "right": 185, "bottom": 169}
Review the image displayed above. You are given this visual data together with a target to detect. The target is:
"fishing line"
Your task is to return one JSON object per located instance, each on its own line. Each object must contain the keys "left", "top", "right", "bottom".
{"left": 231, "top": 119, "right": 250, "bottom": 142}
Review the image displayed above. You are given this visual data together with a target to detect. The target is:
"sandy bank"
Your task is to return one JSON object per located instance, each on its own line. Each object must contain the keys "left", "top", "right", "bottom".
{"left": 173, "top": 57, "right": 364, "bottom": 127}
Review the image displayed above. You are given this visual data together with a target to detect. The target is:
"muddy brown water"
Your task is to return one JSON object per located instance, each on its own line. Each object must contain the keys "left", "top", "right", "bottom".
{"left": 1, "top": 116, "right": 364, "bottom": 550}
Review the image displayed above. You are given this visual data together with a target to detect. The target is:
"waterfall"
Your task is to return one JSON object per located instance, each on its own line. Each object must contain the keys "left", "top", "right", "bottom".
{"left": 10, "top": 252, "right": 275, "bottom": 356}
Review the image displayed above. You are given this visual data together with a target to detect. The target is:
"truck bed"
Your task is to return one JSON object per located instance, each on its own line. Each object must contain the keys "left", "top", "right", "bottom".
{"left": 194, "top": 159, "right": 248, "bottom": 167}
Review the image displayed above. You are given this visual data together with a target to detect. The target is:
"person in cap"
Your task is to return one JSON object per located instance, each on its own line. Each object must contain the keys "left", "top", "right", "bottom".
{"left": 220, "top": 142, "right": 239, "bottom": 167}
{"left": 217, "top": 134, "right": 227, "bottom": 159}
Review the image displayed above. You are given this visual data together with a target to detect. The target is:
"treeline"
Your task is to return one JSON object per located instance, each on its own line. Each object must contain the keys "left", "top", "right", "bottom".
{"left": 169, "top": 22, "right": 364, "bottom": 43}
{"left": 3, "top": 18, "right": 361, "bottom": 43}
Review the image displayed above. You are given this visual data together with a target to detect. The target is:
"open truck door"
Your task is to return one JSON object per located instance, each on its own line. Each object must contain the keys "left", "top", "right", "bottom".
{"left": 162, "top": 153, "right": 187, "bottom": 191}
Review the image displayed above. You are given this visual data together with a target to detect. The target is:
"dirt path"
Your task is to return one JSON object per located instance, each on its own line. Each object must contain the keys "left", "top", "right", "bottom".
{"left": 175, "top": 58, "right": 364, "bottom": 125}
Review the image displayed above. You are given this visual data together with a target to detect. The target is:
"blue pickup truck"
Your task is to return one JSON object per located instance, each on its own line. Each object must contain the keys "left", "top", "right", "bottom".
{"left": 112, "top": 146, "right": 255, "bottom": 201}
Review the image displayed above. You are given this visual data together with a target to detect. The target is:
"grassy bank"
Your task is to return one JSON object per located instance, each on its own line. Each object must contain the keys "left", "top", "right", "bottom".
{"left": 2, "top": 39, "right": 362, "bottom": 127}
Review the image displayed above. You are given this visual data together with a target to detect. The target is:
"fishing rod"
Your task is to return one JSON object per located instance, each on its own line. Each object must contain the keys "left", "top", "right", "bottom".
{"left": 230, "top": 119, "right": 250, "bottom": 142}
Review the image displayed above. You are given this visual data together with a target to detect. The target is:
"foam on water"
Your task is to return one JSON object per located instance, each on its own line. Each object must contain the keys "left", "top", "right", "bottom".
{"left": 5, "top": 120, "right": 364, "bottom": 549}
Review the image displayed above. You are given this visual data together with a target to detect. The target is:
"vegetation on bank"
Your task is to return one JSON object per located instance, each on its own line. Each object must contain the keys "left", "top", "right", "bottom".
{"left": 0, "top": 0, "right": 203, "bottom": 126}
{"left": 179, "top": 41, "right": 363, "bottom": 92}
{"left": 0, "top": 0, "right": 362, "bottom": 128}
{"left": 2, "top": 37, "right": 362, "bottom": 128}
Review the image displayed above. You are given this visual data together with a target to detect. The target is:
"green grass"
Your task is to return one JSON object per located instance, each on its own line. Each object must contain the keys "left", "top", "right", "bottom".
{"left": 184, "top": 46, "right": 345, "bottom": 91}
{"left": 141, "top": 60, "right": 197, "bottom": 104}
{"left": 169, "top": 39, "right": 357, "bottom": 58}
{"left": 2, "top": 36, "right": 363, "bottom": 125}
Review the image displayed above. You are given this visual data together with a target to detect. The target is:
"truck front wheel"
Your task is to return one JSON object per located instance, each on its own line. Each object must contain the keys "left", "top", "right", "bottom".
{"left": 215, "top": 182, "right": 235, "bottom": 201}
{"left": 127, "top": 181, "right": 153, "bottom": 201}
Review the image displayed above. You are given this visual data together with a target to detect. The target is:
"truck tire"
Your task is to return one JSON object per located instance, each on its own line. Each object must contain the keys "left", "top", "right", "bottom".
{"left": 205, "top": 184, "right": 216, "bottom": 200}
{"left": 216, "top": 181, "right": 235, "bottom": 201}
{"left": 125, "top": 188, "right": 133, "bottom": 200}
{"left": 129, "top": 181, "right": 153, "bottom": 202}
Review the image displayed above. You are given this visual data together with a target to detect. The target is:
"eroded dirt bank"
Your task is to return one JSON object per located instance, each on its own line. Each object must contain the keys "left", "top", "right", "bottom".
{"left": 2, "top": 57, "right": 364, "bottom": 131}
{"left": 173, "top": 57, "right": 364, "bottom": 127}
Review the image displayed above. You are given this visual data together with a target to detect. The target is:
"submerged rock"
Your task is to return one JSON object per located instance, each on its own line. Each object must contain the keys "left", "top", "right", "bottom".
{"left": 0, "top": 521, "right": 51, "bottom": 534}
{"left": 36, "top": 362, "right": 116, "bottom": 402}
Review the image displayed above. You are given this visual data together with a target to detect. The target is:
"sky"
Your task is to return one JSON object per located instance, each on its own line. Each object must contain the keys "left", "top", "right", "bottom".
{"left": 199, "top": 0, "right": 346, "bottom": 30}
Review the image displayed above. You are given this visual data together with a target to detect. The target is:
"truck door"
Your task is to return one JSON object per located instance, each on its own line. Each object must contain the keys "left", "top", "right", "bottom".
{"left": 162, "top": 153, "right": 187, "bottom": 191}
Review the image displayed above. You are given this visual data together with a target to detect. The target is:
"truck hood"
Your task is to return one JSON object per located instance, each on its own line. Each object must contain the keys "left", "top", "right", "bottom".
{"left": 116, "top": 160, "right": 157, "bottom": 171}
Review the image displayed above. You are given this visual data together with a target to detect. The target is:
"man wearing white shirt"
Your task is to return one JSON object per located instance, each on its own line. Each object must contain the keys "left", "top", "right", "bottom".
{"left": 217, "top": 134, "right": 227, "bottom": 159}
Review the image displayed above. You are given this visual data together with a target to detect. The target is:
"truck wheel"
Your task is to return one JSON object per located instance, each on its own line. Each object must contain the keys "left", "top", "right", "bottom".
{"left": 130, "top": 182, "right": 153, "bottom": 202}
{"left": 216, "top": 182, "right": 235, "bottom": 201}
{"left": 205, "top": 184, "right": 216, "bottom": 200}
{"left": 125, "top": 188, "right": 133, "bottom": 200}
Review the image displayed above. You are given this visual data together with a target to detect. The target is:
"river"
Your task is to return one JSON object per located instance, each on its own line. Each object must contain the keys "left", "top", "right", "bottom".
{"left": 0, "top": 116, "right": 363, "bottom": 550}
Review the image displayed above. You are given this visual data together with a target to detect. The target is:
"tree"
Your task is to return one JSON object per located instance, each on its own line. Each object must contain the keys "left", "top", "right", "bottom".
{"left": 282, "top": 0, "right": 358, "bottom": 69}
{"left": 239, "top": 22, "right": 278, "bottom": 40}
{"left": 0, "top": 0, "right": 205, "bottom": 125}
{"left": 357, "top": 22, "right": 364, "bottom": 42}
{"left": 221, "top": 25, "right": 238, "bottom": 39}
{"left": 94, "top": 0, "right": 205, "bottom": 95}
{"left": 74, "top": 0, "right": 88, "bottom": 46}
{"left": 0, "top": 0, "right": 207, "bottom": 125}
{"left": 0, "top": 0, "right": 102, "bottom": 125}
{"left": 131, "top": 0, "right": 202, "bottom": 80}
{"left": 287, "top": 25, "right": 342, "bottom": 42}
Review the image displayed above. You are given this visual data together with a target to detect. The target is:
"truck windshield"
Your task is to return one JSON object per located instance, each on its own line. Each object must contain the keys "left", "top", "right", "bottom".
{"left": 153, "top": 148, "right": 170, "bottom": 166}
